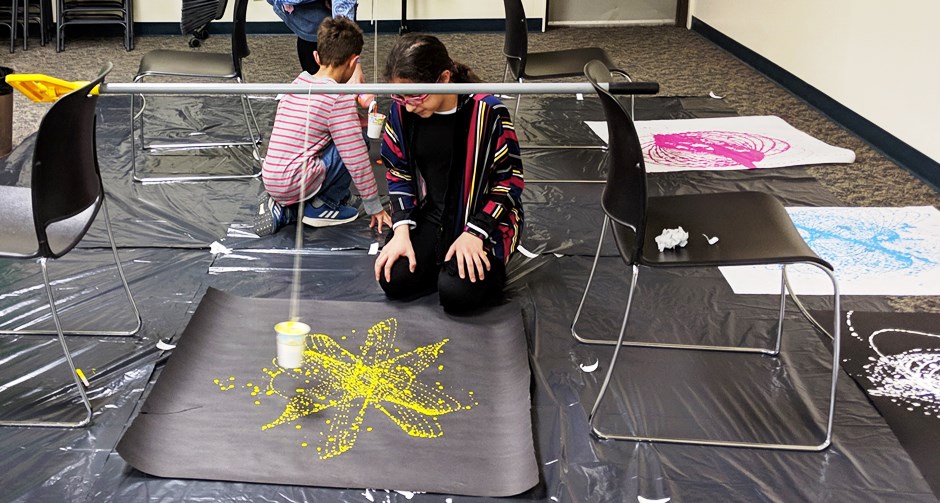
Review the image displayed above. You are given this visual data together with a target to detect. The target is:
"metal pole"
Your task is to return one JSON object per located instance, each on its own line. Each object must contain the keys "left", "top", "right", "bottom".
{"left": 98, "top": 81, "right": 659, "bottom": 97}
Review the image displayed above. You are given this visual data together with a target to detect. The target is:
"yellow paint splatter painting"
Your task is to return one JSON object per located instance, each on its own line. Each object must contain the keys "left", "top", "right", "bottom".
{"left": 213, "top": 318, "right": 476, "bottom": 459}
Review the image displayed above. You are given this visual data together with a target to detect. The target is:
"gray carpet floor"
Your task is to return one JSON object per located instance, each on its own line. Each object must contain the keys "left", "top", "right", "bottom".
{"left": 4, "top": 25, "right": 939, "bottom": 312}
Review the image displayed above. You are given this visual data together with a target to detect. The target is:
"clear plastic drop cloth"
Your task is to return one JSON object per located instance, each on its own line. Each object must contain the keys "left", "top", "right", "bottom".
{"left": 0, "top": 93, "right": 935, "bottom": 503}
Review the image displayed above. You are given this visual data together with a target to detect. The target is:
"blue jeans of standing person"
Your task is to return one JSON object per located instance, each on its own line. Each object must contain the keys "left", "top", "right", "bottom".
{"left": 268, "top": 1, "right": 358, "bottom": 73}
{"left": 313, "top": 142, "right": 352, "bottom": 210}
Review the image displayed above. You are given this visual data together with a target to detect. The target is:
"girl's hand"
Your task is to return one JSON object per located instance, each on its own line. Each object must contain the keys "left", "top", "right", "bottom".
{"left": 444, "top": 232, "right": 490, "bottom": 283}
{"left": 375, "top": 226, "right": 416, "bottom": 282}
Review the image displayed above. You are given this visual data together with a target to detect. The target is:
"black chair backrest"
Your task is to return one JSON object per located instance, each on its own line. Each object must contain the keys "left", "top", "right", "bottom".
{"left": 215, "top": 0, "right": 229, "bottom": 20}
{"left": 502, "top": 0, "right": 528, "bottom": 80}
{"left": 584, "top": 59, "right": 648, "bottom": 259}
{"left": 31, "top": 62, "right": 112, "bottom": 259}
{"left": 231, "top": 0, "right": 250, "bottom": 76}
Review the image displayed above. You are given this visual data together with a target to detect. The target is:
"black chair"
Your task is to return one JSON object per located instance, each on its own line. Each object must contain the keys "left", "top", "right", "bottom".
{"left": 0, "top": 63, "right": 142, "bottom": 428}
{"left": 20, "top": 0, "right": 54, "bottom": 50}
{"left": 56, "top": 0, "right": 134, "bottom": 52}
{"left": 571, "top": 60, "right": 841, "bottom": 451}
{"left": 131, "top": 0, "right": 261, "bottom": 183}
{"left": 502, "top": 0, "right": 633, "bottom": 131}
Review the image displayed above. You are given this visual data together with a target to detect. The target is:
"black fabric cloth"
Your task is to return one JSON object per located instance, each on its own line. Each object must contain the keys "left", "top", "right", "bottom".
{"left": 116, "top": 289, "right": 538, "bottom": 497}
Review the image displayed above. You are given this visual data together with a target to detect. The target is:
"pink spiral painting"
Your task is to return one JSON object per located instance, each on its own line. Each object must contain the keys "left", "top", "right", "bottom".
{"left": 642, "top": 131, "right": 791, "bottom": 169}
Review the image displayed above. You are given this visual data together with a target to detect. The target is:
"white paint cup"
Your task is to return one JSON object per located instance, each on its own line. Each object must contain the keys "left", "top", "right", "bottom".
{"left": 367, "top": 112, "right": 386, "bottom": 140}
{"left": 274, "top": 321, "right": 310, "bottom": 369}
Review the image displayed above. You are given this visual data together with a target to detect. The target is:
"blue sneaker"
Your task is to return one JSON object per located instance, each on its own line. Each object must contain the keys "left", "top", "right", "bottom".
{"left": 252, "top": 193, "right": 296, "bottom": 236}
{"left": 301, "top": 201, "right": 359, "bottom": 227}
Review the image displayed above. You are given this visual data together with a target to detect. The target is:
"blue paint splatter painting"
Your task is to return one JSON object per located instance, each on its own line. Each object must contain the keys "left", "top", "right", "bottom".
{"left": 720, "top": 206, "right": 940, "bottom": 295}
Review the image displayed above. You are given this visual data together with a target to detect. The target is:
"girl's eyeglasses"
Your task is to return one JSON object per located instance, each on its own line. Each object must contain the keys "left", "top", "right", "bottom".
{"left": 391, "top": 93, "right": 430, "bottom": 106}
{"left": 390, "top": 75, "right": 444, "bottom": 106}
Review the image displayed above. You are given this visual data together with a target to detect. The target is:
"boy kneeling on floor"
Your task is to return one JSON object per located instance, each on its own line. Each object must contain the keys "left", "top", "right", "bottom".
{"left": 255, "top": 16, "right": 391, "bottom": 235}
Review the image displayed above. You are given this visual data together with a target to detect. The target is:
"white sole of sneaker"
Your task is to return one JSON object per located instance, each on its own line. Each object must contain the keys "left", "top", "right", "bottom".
{"left": 301, "top": 213, "right": 359, "bottom": 227}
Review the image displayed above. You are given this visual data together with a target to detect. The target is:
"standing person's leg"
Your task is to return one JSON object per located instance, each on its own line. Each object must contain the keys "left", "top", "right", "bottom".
{"left": 379, "top": 221, "right": 440, "bottom": 300}
{"left": 302, "top": 143, "right": 357, "bottom": 226}
{"left": 296, "top": 38, "right": 319, "bottom": 74}
{"left": 438, "top": 253, "right": 507, "bottom": 314}
{"left": 275, "top": 1, "right": 330, "bottom": 73}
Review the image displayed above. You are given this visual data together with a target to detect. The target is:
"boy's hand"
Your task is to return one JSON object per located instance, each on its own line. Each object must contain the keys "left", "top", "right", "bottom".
{"left": 358, "top": 94, "right": 376, "bottom": 110}
{"left": 369, "top": 210, "right": 392, "bottom": 234}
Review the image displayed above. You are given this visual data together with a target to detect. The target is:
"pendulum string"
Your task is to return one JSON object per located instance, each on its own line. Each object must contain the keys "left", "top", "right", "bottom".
{"left": 372, "top": 0, "right": 378, "bottom": 82}
{"left": 288, "top": 82, "right": 315, "bottom": 322}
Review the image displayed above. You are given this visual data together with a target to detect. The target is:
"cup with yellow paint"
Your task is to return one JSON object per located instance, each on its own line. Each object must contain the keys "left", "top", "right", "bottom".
{"left": 275, "top": 321, "right": 310, "bottom": 369}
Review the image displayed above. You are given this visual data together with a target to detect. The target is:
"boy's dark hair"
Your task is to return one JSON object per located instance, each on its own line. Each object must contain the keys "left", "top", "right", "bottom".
{"left": 384, "top": 33, "right": 481, "bottom": 84}
{"left": 315, "top": 16, "right": 364, "bottom": 67}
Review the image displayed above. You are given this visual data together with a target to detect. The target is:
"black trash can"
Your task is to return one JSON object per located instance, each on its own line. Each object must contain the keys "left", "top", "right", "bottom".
{"left": 0, "top": 66, "right": 13, "bottom": 160}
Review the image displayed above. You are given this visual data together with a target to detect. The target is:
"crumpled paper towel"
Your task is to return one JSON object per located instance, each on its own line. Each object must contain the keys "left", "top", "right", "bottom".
{"left": 655, "top": 227, "right": 689, "bottom": 252}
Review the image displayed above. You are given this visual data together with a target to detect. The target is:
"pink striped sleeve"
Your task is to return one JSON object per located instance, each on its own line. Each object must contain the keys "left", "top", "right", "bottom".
{"left": 327, "top": 96, "right": 377, "bottom": 200}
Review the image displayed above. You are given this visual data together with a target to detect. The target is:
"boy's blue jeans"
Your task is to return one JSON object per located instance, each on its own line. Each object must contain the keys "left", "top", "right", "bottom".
{"left": 313, "top": 142, "right": 352, "bottom": 210}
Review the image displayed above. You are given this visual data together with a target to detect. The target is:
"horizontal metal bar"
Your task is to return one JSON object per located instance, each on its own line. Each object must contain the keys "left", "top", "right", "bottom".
{"left": 99, "top": 81, "right": 659, "bottom": 97}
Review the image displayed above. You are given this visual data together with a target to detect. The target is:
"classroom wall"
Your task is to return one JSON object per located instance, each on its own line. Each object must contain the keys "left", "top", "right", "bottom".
{"left": 135, "top": 0, "right": 546, "bottom": 23}
{"left": 688, "top": 0, "right": 940, "bottom": 164}
{"left": 548, "top": 0, "right": 675, "bottom": 26}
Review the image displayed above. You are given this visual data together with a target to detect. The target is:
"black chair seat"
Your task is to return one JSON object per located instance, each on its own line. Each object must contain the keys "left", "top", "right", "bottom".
{"left": 523, "top": 47, "right": 619, "bottom": 79}
{"left": 0, "top": 185, "right": 97, "bottom": 258}
{"left": 619, "top": 191, "right": 832, "bottom": 268}
{"left": 62, "top": 12, "right": 125, "bottom": 21}
{"left": 138, "top": 50, "right": 237, "bottom": 79}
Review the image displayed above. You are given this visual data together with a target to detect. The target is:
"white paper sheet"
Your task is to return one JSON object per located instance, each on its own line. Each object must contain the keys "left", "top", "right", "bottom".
{"left": 584, "top": 116, "right": 855, "bottom": 173}
{"left": 720, "top": 206, "right": 940, "bottom": 295}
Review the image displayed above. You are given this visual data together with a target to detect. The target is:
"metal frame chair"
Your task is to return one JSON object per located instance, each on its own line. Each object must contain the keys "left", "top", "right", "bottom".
{"left": 0, "top": 63, "right": 141, "bottom": 428}
{"left": 571, "top": 60, "right": 841, "bottom": 451}
{"left": 130, "top": 0, "right": 261, "bottom": 183}
{"left": 502, "top": 0, "right": 633, "bottom": 150}
{"left": 56, "top": 0, "right": 133, "bottom": 52}
{"left": 19, "top": 0, "right": 53, "bottom": 50}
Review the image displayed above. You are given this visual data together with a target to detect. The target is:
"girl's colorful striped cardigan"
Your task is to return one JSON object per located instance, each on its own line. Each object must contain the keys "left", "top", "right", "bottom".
{"left": 381, "top": 94, "right": 525, "bottom": 265}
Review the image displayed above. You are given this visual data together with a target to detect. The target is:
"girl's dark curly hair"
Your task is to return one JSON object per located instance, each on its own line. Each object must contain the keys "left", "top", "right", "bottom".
{"left": 384, "top": 33, "right": 481, "bottom": 84}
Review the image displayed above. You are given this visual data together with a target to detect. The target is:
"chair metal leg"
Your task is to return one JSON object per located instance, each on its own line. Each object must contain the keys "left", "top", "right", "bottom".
{"left": 21, "top": 0, "right": 27, "bottom": 50}
{"left": 236, "top": 76, "right": 264, "bottom": 164}
{"left": 7, "top": 5, "right": 14, "bottom": 54}
{"left": 571, "top": 215, "right": 609, "bottom": 343}
{"left": 0, "top": 258, "right": 93, "bottom": 428}
{"left": 240, "top": 93, "right": 262, "bottom": 162}
{"left": 588, "top": 260, "right": 841, "bottom": 451}
{"left": 587, "top": 263, "right": 639, "bottom": 425}
{"left": 0, "top": 198, "right": 141, "bottom": 337}
{"left": 611, "top": 69, "right": 635, "bottom": 120}
{"left": 123, "top": 0, "right": 132, "bottom": 51}
{"left": 54, "top": 0, "right": 62, "bottom": 52}
{"left": 772, "top": 264, "right": 787, "bottom": 356}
